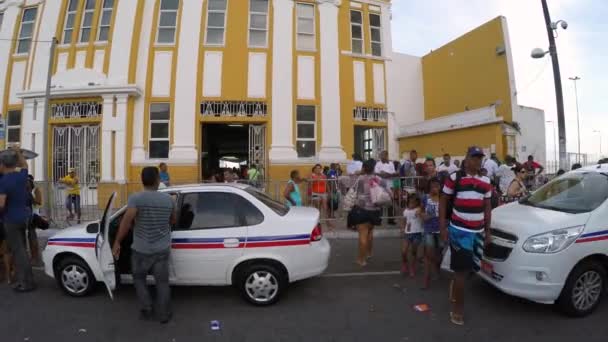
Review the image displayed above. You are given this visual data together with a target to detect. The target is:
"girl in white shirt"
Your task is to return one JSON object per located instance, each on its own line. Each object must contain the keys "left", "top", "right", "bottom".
{"left": 401, "top": 194, "right": 424, "bottom": 278}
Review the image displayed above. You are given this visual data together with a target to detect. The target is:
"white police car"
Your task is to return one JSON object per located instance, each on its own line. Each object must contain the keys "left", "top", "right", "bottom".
{"left": 481, "top": 164, "right": 608, "bottom": 316}
{"left": 42, "top": 184, "right": 330, "bottom": 306}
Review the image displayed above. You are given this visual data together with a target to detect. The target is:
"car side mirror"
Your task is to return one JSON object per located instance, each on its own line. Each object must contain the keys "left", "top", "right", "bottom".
{"left": 86, "top": 222, "right": 100, "bottom": 234}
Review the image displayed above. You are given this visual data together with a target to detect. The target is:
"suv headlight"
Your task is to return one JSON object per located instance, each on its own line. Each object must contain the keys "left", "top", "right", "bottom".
{"left": 522, "top": 226, "right": 584, "bottom": 254}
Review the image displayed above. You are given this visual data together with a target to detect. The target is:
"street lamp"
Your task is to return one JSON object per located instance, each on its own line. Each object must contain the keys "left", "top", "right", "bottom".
{"left": 531, "top": 0, "right": 568, "bottom": 171}
{"left": 547, "top": 120, "right": 558, "bottom": 170}
{"left": 593, "top": 130, "right": 602, "bottom": 157}
{"left": 569, "top": 76, "right": 581, "bottom": 162}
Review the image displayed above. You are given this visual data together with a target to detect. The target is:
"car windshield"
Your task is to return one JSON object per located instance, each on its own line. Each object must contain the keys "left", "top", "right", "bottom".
{"left": 245, "top": 187, "right": 289, "bottom": 216}
{"left": 521, "top": 172, "right": 608, "bottom": 214}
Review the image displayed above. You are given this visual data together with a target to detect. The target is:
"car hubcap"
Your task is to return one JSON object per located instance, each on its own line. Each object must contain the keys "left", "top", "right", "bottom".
{"left": 572, "top": 270, "right": 603, "bottom": 311}
{"left": 245, "top": 271, "right": 278, "bottom": 303}
{"left": 61, "top": 265, "right": 89, "bottom": 294}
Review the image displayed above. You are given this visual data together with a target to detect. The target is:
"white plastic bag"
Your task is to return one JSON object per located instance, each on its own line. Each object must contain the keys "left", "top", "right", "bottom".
{"left": 370, "top": 181, "right": 392, "bottom": 206}
{"left": 342, "top": 176, "right": 361, "bottom": 211}
{"left": 440, "top": 246, "right": 453, "bottom": 272}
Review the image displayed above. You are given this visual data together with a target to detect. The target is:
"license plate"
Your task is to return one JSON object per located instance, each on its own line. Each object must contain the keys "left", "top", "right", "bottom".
{"left": 481, "top": 260, "right": 493, "bottom": 275}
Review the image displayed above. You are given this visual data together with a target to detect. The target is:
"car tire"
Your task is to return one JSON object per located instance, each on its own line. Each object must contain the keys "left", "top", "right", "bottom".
{"left": 557, "top": 260, "right": 606, "bottom": 317}
{"left": 55, "top": 256, "right": 96, "bottom": 297}
{"left": 236, "top": 263, "right": 287, "bottom": 306}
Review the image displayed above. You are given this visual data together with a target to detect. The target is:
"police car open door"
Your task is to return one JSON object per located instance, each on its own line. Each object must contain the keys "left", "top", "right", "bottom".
{"left": 96, "top": 192, "right": 116, "bottom": 300}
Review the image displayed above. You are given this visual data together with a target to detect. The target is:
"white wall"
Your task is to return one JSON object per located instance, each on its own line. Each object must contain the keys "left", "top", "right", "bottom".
{"left": 513, "top": 105, "right": 546, "bottom": 167}
{"left": 386, "top": 52, "right": 424, "bottom": 160}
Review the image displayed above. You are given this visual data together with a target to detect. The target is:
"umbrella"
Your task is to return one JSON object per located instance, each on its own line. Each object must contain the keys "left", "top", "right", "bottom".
{"left": 0, "top": 148, "right": 38, "bottom": 160}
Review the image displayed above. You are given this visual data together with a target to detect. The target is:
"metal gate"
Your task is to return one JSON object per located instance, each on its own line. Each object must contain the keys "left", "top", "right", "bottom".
{"left": 248, "top": 124, "right": 266, "bottom": 178}
{"left": 372, "top": 128, "right": 386, "bottom": 159}
{"left": 53, "top": 125, "right": 100, "bottom": 205}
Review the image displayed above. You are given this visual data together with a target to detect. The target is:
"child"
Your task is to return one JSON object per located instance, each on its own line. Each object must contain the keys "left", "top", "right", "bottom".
{"left": 401, "top": 194, "right": 423, "bottom": 278}
{"left": 421, "top": 177, "right": 441, "bottom": 289}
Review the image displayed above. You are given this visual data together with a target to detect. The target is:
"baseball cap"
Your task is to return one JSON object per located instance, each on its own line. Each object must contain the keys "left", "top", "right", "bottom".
{"left": 467, "top": 146, "right": 485, "bottom": 157}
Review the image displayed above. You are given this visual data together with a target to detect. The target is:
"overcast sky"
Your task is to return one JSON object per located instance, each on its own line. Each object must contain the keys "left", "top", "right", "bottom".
{"left": 391, "top": 0, "right": 608, "bottom": 162}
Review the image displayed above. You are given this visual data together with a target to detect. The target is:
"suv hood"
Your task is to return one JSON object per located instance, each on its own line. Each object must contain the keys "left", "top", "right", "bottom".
{"left": 492, "top": 202, "right": 591, "bottom": 239}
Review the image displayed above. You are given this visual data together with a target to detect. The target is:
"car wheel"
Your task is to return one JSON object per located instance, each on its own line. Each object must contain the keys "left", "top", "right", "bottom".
{"left": 55, "top": 256, "right": 96, "bottom": 297}
{"left": 557, "top": 260, "right": 606, "bottom": 317}
{"left": 236, "top": 263, "right": 287, "bottom": 306}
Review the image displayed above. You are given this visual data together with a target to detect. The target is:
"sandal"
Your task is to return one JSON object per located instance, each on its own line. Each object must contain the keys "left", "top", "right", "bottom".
{"left": 355, "top": 261, "right": 367, "bottom": 267}
{"left": 450, "top": 312, "right": 464, "bottom": 326}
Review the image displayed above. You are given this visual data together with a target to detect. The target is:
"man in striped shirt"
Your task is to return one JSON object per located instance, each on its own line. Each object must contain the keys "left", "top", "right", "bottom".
{"left": 439, "top": 146, "right": 492, "bottom": 326}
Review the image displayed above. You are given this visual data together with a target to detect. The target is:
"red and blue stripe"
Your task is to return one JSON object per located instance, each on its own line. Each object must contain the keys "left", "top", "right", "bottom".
{"left": 47, "top": 237, "right": 96, "bottom": 248}
{"left": 171, "top": 234, "right": 311, "bottom": 249}
{"left": 576, "top": 229, "right": 608, "bottom": 244}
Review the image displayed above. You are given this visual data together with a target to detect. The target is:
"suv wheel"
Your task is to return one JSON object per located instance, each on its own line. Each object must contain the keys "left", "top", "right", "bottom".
{"left": 236, "top": 263, "right": 287, "bottom": 306}
{"left": 557, "top": 260, "right": 606, "bottom": 317}
{"left": 55, "top": 257, "right": 96, "bottom": 297}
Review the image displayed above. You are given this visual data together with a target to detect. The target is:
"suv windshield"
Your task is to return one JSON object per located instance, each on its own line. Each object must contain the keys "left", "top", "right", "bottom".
{"left": 521, "top": 172, "right": 608, "bottom": 214}
{"left": 245, "top": 187, "right": 289, "bottom": 216}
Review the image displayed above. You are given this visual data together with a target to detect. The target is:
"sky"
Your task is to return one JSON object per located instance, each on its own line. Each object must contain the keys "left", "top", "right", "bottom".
{"left": 391, "top": 0, "right": 608, "bottom": 163}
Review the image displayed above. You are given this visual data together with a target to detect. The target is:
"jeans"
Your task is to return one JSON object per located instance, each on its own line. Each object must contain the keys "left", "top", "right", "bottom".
{"left": 4, "top": 222, "right": 34, "bottom": 288}
{"left": 131, "top": 250, "right": 171, "bottom": 319}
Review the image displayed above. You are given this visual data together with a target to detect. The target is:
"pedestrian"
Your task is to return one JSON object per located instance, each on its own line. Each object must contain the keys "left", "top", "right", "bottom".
{"left": 496, "top": 155, "right": 516, "bottom": 195}
{"left": 483, "top": 153, "right": 499, "bottom": 183}
{"left": 454, "top": 159, "right": 461, "bottom": 168}
{"left": 347, "top": 153, "right": 363, "bottom": 175}
{"left": 112, "top": 167, "right": 176, "bottom": 323}
{"left": 375, "top": 151, "right": 398, "bottom": 225}
{"left": 347, "top": 159, "right": 382, "bottom": 266}
{"left": 159, "top": 162, "right": 170, "bottom": 187}
{"left": 507, "top": 164, "right": 529, "bottom": 198}
{"left": 0, "top": 149, "right": 35, "bottom": 292}
{"left": 422, "top": 178, "right": 441, "bottom": 289}
{"left": 401, "top": 193, "right": 423, "bottom": 278}
{"left": 25, "top": 176, "right": 42, "bottom": 264}
{"left": 437, "top": 153, "right": 459, "bottom": 174}
{"left": 439, "top": 146, "right": 493, "bottom": 326}
{"left": 400, "top": 150, "right": 418, "bottom": 177}
{"left": 247, "top": 164, "right": 261, "bottom": 186}
{"left": 284, "top": 170, "right": 303, "bottom": 207}
{"left": 59, "top": 167, "right": 81, "bottom": 223}
{"left": 522, "top": 155, "right": 544, "bottom": 189}
{"left": 311, "top": 164, "right": 333, "bottom": 228}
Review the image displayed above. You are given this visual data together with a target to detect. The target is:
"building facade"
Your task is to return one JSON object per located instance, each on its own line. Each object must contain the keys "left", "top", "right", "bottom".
{"left": 0, "top": 0, "right": 393, "bottom": 195}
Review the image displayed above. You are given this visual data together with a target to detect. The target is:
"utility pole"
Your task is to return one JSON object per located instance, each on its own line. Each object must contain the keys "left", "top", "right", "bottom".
{"left": 569, "top": 76, "right": 581, "bottom": 163}
{"left": 41, "top": 37, "right": 57, "bottom": 217}
{"left": 541, "top": 0, "right": 567, "bottom": 170}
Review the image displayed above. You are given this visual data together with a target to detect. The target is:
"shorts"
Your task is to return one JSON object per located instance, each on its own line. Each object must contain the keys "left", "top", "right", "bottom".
{"left": 424, "top": 232, "right": 443, "bottom": 249}
{"left": 404, "top": 232, "right": 422, "bottom": 244}
{"left": 66, "top": 194, "right": 81, "bottom": 213}
{"left": 347, "top": 206, "right": 381, "bottom": 227}
{"left": 448, "top": 225, "right": 484, "bottom": 273}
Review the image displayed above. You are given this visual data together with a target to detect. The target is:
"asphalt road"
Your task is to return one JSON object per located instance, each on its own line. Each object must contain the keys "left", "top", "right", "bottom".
{"left": 1, "top": 238, "right": 608, "bottom": 342}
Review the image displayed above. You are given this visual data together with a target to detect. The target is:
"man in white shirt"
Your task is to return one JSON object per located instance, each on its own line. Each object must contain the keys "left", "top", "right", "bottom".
{"left": 483, "top": 153, "right": 499, "bottom": 183}
{"left": 437, "top": 153, "right": 459, "bottom": 174}
{"left": 346, "top": 153, "right": 363, "bottom": 175}
{"left": 496, "top": 155, "right": 516, "bottom": 194}
{"left": 375, "top": 150, "right": 398, "bottom": 225}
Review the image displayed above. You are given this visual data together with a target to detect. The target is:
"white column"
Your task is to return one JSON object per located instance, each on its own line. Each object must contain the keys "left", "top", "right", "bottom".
{"left": 114, "top": 95, "right": 128, "bottom": 182}
{"left": 131, "top": 0, "right": 156, "bottom": 163}
{"left": 268, "top": 0, "right": 298, "bottom": 162}
{"left": 169, "top": 0, "right": 202, "bottom": 163}
{"left": 0, "top": 4, "right": 21, "bottom": 106}
{"left": 21, "top": 98, "right": 44, "bottom": 179}
{"left": 100, "top": 96, "right": 114, "bottom": 182}
{"left": 381, "top": 4, "right": 399, "bottom": 161}
{"left": 107, "top": 0, "right": 140, "bottom": 84}
{"left": 317, "top": 0, "right": 347, "bottom": 162}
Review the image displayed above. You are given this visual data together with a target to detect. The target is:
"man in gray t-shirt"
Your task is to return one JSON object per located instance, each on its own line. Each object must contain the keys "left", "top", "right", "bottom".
{"left": 112, "top": 167, "right": 175, "bottom": 323}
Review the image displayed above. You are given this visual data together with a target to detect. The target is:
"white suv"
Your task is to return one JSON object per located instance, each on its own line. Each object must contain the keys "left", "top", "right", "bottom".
{"left": 480, "top": 164, "right": 608, "bottom": 316}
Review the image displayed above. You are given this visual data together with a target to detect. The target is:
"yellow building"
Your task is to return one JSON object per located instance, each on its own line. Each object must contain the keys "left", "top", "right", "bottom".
{"left": 396, "top": 17, "right": 546, "bottom": 164}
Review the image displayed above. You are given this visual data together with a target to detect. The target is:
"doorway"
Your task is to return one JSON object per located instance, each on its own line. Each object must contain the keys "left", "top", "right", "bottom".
{"left": 201, "top": 123, "right": 266, "bottom": 180}
{"left": 354, "top": 126, "right": 386, "bottom": 160}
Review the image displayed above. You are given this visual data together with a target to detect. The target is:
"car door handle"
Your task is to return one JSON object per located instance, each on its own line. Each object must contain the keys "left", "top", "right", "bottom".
{"left": 223, "top": 238, "right": 240, "bottom": 248}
